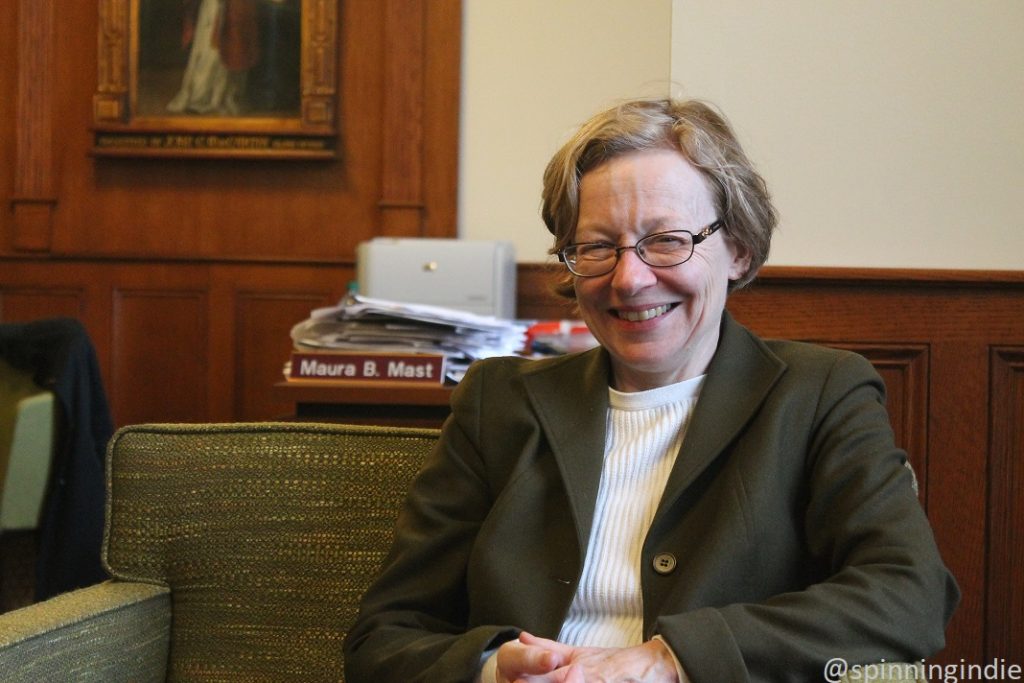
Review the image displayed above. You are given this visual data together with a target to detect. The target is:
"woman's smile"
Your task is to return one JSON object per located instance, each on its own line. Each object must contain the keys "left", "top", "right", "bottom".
{"left": 611, "top": 303, "right": 675, "bottom": 323}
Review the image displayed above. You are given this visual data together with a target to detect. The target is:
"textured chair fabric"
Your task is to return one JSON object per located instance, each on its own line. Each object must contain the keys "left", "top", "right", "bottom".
{"left": 0, "top": 422, "right": 436, "bottom": 682}
{"left": 0, "top": 581, "right": 170, "bottom": 682}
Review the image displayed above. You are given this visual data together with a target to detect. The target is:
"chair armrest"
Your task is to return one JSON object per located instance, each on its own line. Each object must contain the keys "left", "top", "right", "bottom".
{"left": 0, "top": 580, "right": 170, "bottom": 682}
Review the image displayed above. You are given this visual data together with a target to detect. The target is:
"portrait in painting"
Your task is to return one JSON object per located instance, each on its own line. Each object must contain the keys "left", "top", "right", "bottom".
{"left": 136, "top": 0, "right": 302, "bottom": 119}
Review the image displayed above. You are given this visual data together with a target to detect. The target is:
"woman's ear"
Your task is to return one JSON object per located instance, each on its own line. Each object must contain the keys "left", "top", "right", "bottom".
{"left": 727, "top": 241, "right": 753, "bottom": 282}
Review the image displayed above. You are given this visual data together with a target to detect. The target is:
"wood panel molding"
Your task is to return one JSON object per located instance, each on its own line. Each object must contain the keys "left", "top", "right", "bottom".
{"left": 746, "top": 265, "right": 1024, "bottom": 288}
{"left": 988, "top": 347, "right": 1024, "bottom": 662}
{"left": 111, "top": 288, "right": 209, "bottom": 425}
{"left": 0, "top": 287, "right": 86, "bottom": 322}
{"left": 420, "top": 0, "right": 462, "bottom": 237}
{"left": 12, "top": 0, "right": 56, "bottom": 251}
{"left": 93, "top": 0, "right": 128, "bottom": 124}
{"left": 379, "top": 0, "right": 427, "bottom": 236}
{"left": 233, "top": 291, "right": 339, "bottom": 421}
{"left": 302, "top": 0, "right": 339, "bottom": 126}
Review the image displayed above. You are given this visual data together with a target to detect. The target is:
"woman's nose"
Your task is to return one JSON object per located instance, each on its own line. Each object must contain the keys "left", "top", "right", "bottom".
{"left": 610, "top": 249, "right": 657, "bottom": 293}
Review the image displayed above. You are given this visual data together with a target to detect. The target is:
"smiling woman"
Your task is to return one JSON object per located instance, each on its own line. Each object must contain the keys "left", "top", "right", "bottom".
{"left": 344, "top": 99, "right": 959, "bottom": 683}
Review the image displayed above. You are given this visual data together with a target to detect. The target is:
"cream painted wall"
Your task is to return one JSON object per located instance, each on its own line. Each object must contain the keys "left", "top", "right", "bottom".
{"left": 459, "top": 1, "right": 1024, "bottom": 269}
{"left": 458, "top": 0, "right": 672, "bottom": 263}
{"left": 671, "top": 0, "right": 1024, "bottom": 269}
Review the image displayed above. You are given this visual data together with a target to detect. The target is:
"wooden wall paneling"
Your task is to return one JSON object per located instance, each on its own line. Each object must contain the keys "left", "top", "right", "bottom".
{"left": 209, "top": 262, "right": 354, "bottom": 421}
{"left": 12, "top": 0, "right": 56, "bottom": 252}
{"left": 988, "top": 347, "right": 1024, "bottom": 663}
{"left": 111, "top": 285, "right": 208, "bottom": 425}
{"left": 925, "top": 342, "right": 989, "bottom": 666}
{"left": 0, "top": 0, "right": 16, "bottom": 251}
{"left": 205, "top": 271, "right": 237, "bottom": 423}
{"left": 327, "top": 0, "right": 389, "bottom": 255}
{"left": 233, "top": 290, "right": 342, "bottom": 421}
{"left": 420, "top": 0, "right": 462, "bottom": 236}
{"left": 93, "top": 0, "right": 128, "bottom": 124}
{"left": 233, "top": 291, "right": 318, "bottom": 420}
{"left": 301, "top": 0, "right": 339, "bottom": 129}
{"left": 0, "top": 259, "right": 111, "bottom": 370}
{"left": 0, "top": 288, "right": 86, "bottom": 324}
{"left": 205, "top": 264, "right": 346, "bottom": 424}
{"left": 379, "top": 0, "right": 426, "bottom": 236}
{"left": 515, "top": 263, "right": 576, "bottom": 320}
{"left": 81, "top": 264, "right": 117, "bottom": 399}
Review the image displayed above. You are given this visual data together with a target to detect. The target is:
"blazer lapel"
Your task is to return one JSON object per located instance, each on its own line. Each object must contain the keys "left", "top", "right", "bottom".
{"left": 521, "top": 347, "right": 611, "bottom": 554}
{"left": 517, "top": 314, "right": 785, "bottom": 552}
{"left": 654, "top": 311, "right": 787, "bottom": 519}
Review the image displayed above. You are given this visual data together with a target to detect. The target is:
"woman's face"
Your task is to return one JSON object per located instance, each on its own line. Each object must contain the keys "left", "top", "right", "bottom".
{"left": 572, "top": 148, "right": 750, "bottom": 392}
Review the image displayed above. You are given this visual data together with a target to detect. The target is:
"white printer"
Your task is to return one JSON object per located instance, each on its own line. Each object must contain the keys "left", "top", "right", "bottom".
{"left": 356, "top": 238, "right": 517, "bottom": 319}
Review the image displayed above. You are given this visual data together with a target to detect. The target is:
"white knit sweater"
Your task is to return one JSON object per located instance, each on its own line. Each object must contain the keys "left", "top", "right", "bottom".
{"left": 557, "top": 375, "right": 704, "bottom": 648}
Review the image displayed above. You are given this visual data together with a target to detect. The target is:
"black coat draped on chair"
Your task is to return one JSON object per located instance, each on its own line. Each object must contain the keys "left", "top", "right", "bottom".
{"left": 0, "top": 317, "right": 113, "bottom": 600}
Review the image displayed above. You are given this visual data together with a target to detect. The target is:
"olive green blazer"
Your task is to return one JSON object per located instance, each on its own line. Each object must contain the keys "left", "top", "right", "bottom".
{"left": 345, "top": 313, "right": 959, "bottom": 683}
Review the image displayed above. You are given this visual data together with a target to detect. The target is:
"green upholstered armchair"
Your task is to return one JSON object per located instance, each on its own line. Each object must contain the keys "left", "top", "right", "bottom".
{"left": 0, "top": 422, "right": 436, "bottom": 682}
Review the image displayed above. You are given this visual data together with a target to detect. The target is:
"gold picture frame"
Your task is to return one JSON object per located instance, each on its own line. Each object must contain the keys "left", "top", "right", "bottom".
{"left": 92, "top": 0, "right": 337, "bottom": 159}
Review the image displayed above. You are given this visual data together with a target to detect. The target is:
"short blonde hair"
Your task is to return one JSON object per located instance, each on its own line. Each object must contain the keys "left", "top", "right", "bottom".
{"left": 541, "top": 98, "right": 777, "bottom": 298}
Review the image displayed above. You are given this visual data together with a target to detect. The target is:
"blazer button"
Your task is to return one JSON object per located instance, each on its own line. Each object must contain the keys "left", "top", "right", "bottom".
{"left": 652, "top": 552, "right": 677, "bottom": 575}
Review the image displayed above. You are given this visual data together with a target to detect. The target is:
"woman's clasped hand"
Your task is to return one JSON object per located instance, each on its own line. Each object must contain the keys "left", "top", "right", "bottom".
{"left": 496, "top": 633, "right": 678, "bottom": 683}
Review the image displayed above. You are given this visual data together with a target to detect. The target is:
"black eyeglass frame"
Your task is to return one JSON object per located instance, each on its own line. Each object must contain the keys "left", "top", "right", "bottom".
{"left": 557, "top": 219, "right": 724, "bottom": 277}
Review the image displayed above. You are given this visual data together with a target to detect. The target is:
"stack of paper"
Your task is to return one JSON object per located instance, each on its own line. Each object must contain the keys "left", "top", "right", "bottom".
{"left": 290, "top": 294, "right": 530, "bottom": 383}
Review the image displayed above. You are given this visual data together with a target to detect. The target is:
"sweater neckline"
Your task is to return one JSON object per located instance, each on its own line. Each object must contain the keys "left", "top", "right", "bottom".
{"left": 607, "top": 374, "right": 705, "bottom": 411}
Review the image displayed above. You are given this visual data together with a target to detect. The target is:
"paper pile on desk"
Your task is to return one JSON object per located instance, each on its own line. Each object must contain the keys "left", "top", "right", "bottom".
{"left": 290, "top": 294, "right": 529, "bottom": 382}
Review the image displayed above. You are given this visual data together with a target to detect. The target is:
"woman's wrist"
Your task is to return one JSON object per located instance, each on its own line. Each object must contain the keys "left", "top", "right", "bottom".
{"left": 650, "top": 636, "right": 689, "bottom": 683}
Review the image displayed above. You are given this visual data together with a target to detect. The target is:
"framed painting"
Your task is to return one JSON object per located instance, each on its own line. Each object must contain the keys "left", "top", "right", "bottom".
{"left": 92, "top": 0, "right": 337, "bottom": 159}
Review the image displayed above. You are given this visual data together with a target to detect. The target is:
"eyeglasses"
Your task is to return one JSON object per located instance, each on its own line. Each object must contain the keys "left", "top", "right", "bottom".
{"left": 558, "top": 220, "right": 724, "bottom": 277}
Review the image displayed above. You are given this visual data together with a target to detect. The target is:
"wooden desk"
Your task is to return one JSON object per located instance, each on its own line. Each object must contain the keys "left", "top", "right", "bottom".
{"left": 273, "top": 381, "right": 454, "bottom": 428}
